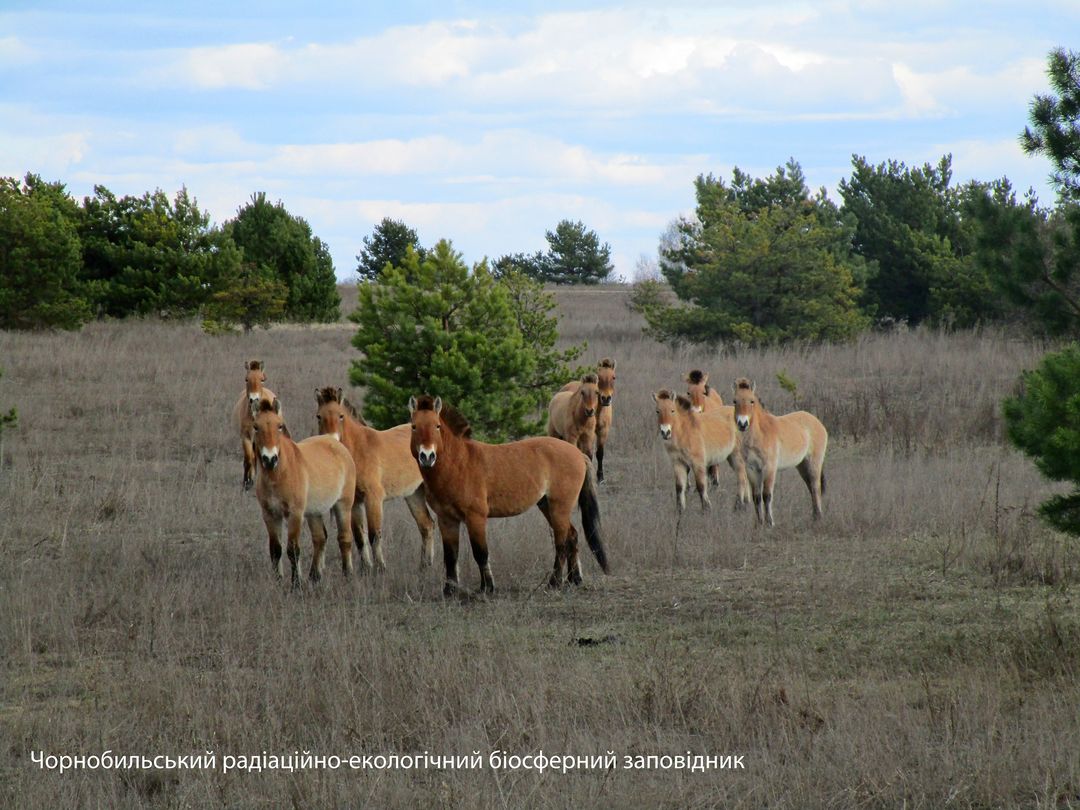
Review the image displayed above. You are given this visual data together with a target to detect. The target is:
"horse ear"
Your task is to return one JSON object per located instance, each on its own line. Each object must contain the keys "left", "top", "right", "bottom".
{"left": 433, "top": 396, "right": 443, "bottom": 414}
{"left": 750, "top": 379, "right": 757, "bottom": 392}
{"left": 272, "top": 398, "right": 281, "bottom": 414}
{"left": 315, "top": 388, "right": 323, "bottom": 405}
{"left": 408, "top": 396, "right": 417, "bottom": 413}
{"left": 652, "top": 392, "right": 659, "bottom": 403}
{"left": 336, "top": 388, "right": 342, "bottom": 403}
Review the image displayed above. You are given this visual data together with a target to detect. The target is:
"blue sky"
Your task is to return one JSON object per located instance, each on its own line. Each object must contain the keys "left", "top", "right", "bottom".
{"left": 1, "top": 1, "right": 1073, "bottom": 279}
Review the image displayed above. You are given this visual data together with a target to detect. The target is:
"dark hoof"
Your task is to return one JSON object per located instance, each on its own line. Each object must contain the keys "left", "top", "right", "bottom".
{"left": 548, "top": 574, "right": 564, "bottom": 590}
{"left": 443, "top": 581, "right": 458, "bottom": 598}
{"left": 568, "top": 570, "right": 583, "bottom": 586}
{"left": 243, "top": 479, "right": 253, "bottom": 492}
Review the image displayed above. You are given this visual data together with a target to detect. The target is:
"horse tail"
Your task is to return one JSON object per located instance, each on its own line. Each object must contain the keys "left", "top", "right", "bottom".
{"left": 820, "top": 465, "right": 826, "bottom": 496}
{"left": 578, "top": 460, "right": 609, "bottom": 573}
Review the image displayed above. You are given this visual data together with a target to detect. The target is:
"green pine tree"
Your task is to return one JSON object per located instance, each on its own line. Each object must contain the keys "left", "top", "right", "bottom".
{"left": 349, "top": 240, "right": 581, "bottom": 440}
{"left": 0, "top": 175, "right": 91, "bottom": 330}
{"left": 1003, "top": 344, "right": 1080, "bottom": 536}
{"left": 647, "top": 162, "right": 869, "bottom": 346}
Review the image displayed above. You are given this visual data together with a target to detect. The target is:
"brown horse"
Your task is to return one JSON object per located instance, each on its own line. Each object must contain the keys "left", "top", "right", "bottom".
{"left": 685, "top": 369, "right": 751, "bottom": 507}
{"left": 232, "top": 360, "right": 279, "bottom": 490}
{"left": 409, "top": 395, "right": 608, "bottom": 595}
{"left": 315, "top": 387, "right": 436, "bottom": 570}
{"left": 731, "top": 378, "right": 828, "bottom": 527}
{"left": 250, "top": 398, "right": 357, "bottom": 586}
{"left": 549, "top": 373, "right": 599, "bottom": 458}
{"left": 652, "top": 389, "right": 740, "bottom": 514}
{"left": 557, "top": 358, "right": 617, "bottom": 481}
{"left": 594, "top": 358, "right": 616, "bottom": 482}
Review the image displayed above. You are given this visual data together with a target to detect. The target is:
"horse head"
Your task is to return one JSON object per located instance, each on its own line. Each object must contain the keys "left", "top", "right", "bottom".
{"left": 596, "top": 358, "right": 616, "bottom": 407}
{"left": 245, "top": 360, "right": 267, "bottom": 404}
{"left": 732, "top": 378, "right": 758, "bottom": 432}
{"left": 579, "top": 373, "right": 600, "bottom": 418}
{"left": 251, "top": 398, "right": 287, "bottom": 471}
{"left": 684, "top": 369, "right": 714, "bottom": 413}
{"left": 315, "top": 386, "right": 346, "bottom": 441}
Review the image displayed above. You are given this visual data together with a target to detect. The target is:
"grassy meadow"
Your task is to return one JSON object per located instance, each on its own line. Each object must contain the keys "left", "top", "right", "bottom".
{"left": 2, "top": 284, "right": 1079, "bottom": 808}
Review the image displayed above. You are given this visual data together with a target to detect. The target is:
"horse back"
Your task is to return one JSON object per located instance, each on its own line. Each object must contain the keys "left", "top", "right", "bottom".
{"left": 295, "top": 435, "right": 356, "bottom": 511}
{"left": 371, "top": 423, "right": 424, "bottom": 496}
{"left": 476, "top": 436, "right": 586, "bottom": 517}
{"left": 547, "top": 389, "right": 576, "bottom": 436}
{"left": 698, "top": 408, "right": 737, "bottom": 462}
{"left": 772, "top": 410, "right": 827, "bottom": 466}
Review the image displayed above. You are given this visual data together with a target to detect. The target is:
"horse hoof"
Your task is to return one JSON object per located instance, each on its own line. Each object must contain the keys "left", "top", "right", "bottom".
{"left": 443, "top": 582, "right": 458, "bottom": 598}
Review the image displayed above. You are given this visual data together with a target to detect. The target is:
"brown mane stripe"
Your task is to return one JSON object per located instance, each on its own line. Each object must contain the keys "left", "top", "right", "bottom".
{"left": 582, "top": 373, "right": 599, "bottom": 384}
{"left": 317, "top": 386, "right": 340, "bottom": 403}
{"left": 258, "top": 399, "right": 276, "bottom": 413}
{"left": 687, "top": 369, "right": 706, "bottom": 384}
{"left": 599, "top": 358, "right": 614, "bottom": 368}
{"left": 736, "top": 378, "right": 753, "bottom": 390}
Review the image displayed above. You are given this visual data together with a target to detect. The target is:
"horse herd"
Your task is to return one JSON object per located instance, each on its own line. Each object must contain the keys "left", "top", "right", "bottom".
{"left": 232, "top": 358, "right": 828, "bottom": 595}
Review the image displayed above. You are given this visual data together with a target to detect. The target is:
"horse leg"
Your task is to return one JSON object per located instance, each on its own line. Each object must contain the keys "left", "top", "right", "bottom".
{"left": 763, "top": 466, "right": 777, "bottom": 528}
{"left": 673, "top": 463, "right": 688, "bottom": 515}
{"left": 332, "top": 498, "right": 354, "bottom": 576}
{"left": 797, "top": 458, "right": 824, "bottom": 520}
{"left": 728, "top": 450, "right": 751, "bottom": 511}
{"left": 693, "top": 462, "right": 712, "bottom": 512}
{"left": 351, "top": 493, "right": 373, "bottom": 572}
{"left": 306, "top": 514, "right": 328, "bottom": 583}
{"left": 242, "top": 437, "right": 256, "bottom": 491}
{"left": 464, "top": 515, "right": 494, "bottom": 594}
{"left": 438, "top": 515, "right": 461, "bottom": 597}
{"left": 261, "top": 506, "right": 283, "bottom": 578}
{"left": 365, "top": 490, "right": 387, "bottom": 572}
{"left": 405, "top": 487, "right": 436, "bottom": 568}
{"left": 285, "top": 512, "right": 303, "bottom": 589}
{"left": 565, "top": 524, "right": 582, "bottom": 586}
{"left": 595, "top": 441, "right": 605, "bottom": 483}
{"left": 537, "top": 497, "right": 570, "bottom": 589}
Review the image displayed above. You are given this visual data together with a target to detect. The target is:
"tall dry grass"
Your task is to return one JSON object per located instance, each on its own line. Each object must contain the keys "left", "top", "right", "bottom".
{"left": 1, "top": 287, "right": 1079, "bottom": 808}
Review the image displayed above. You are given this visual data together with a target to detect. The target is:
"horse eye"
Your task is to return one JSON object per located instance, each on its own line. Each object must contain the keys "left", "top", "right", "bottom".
{"left": 411, "top": 425, "right": 416, "bottom": 430}
{"left": 339, "top": 414, "right": 344, "bottom": 421}
{"left": 436, "top": 425, "right": 441, "bottom": 431}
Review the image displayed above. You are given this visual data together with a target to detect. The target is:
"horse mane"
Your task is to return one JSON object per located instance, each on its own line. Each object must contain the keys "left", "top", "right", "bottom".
{"left": 315, "top": 386, "right": 368, "bottom": 426}
{"left": 248, "top": 360, "right": 263, "bottom": 371}
{"left": 258, "top": 399, "right": 276, "bottom": 413}
{"left": 687, "top": 369, "right": 706, "bottom": 384}
{"left": 341, "top": 399, "right": 367, "bottom": 426}
{"left": 413, "top": 395, "right": 472, "bottom": 438}
{"left": 582, "top": 373, "right": 599, "bottom": 384}
{"left": 735, "top": 378, "right": 754, "bottom": 391}
{"left": 598, "top": 358, "right": 615, "bottom": 369}
{"left": 675, "top": 394, "right": 693, "bottom": 412}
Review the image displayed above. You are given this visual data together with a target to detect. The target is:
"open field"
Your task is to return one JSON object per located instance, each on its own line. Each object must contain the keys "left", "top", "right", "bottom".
{"left": 2, "top": 286, "right": 1080, "bottom": 808}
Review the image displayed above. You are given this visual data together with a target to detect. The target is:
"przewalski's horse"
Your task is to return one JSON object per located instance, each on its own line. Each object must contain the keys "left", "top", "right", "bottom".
{"left": 250, "top": 398, "right": 357, "bottom": 586}
{"left": 652, "top": 389, "right": 740, "bottom": 515}
{"left": 731, "top": 378, "right": 828, "bottom": 527}
{"left": 232, "top": 360, "right": 279, "bottom": 490}
{"left": 549, "top": 374, "right": 600, "bottom": 458}
{"left": 594, "top": 358, "right": 616, "bottom": 482}
{"left": 556, "top": 358, "right": 617, "bottom": 481}
{"left": 685, "top": 369, "right": 751, "bottom": 507}
{"left": 409, "top": 395, "right": 608, "bottom": 595}
{"left": 315, "top": 387, "right": 436, "bottom": 570}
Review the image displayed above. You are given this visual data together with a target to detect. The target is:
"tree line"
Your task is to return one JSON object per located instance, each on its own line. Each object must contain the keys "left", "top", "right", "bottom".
{"left": 0, "top": 185, "right": 340, "bottom": 331}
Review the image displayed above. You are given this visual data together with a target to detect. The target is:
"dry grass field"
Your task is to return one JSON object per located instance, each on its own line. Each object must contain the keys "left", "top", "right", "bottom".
{"left": 2, "top": 284, "right": 1080, "bottom": 808}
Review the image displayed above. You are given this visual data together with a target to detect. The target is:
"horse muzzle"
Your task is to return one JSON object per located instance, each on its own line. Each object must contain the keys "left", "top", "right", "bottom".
{"left": 417, "top": 447, "right": 437, "bottom": 468}
{"left": 600, "top": 396, "right": 612, "bottom": 406}
{"left": 659, "top": 425, "right": 672, "bottom": 440}
{"left": 259, "top": 449, "right": 279, "bottom": 470}
{"left": 584, "top": 408, "right": 595, "bottom": 417}
{"left": 736, "top": 416, "right": 749, "bottom": 432}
